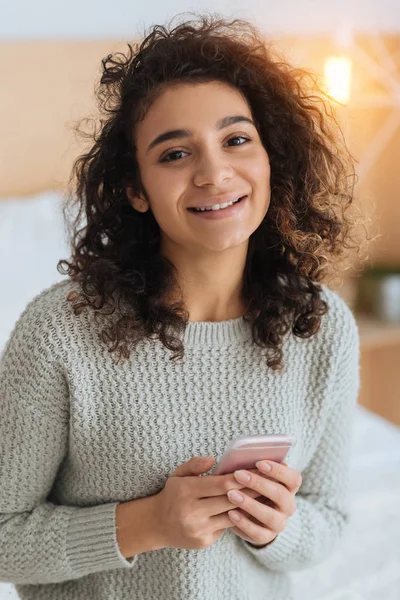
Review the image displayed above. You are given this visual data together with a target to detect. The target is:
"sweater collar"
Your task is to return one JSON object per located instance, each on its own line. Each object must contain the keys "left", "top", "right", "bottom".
{"left": 183, "top": 315, "right": 252, "bottom": 347}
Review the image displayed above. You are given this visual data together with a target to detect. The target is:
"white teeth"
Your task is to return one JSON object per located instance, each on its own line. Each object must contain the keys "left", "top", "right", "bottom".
{"left": 211, "top": 202, "right": 233, "bottom": 210}
{"left": 193, "top": 198, "right": 239, "bottom": 212}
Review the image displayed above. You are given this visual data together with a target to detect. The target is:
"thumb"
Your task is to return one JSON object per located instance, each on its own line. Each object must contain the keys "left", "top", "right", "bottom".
{"left": 171, "top": 456, "right": 215, "bottom": 477}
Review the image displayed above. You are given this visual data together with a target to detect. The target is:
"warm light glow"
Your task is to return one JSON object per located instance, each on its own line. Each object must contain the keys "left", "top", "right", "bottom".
{"left": 324, "top": 56, "right": 352, "bottom": 104}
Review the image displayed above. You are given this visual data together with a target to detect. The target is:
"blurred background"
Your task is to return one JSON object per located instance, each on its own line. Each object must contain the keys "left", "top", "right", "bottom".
{"left": 0, "top": 1, "right": 399, "bottom": 599}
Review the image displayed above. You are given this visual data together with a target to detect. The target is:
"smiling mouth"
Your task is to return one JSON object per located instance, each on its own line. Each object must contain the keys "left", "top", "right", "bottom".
{"left": 188, "top": 195, "right": 246, "bottom": 212}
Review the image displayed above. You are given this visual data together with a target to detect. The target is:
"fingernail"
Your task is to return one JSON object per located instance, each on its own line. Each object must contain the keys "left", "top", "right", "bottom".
{"left": 256, "top": 460, "right": 271, "bottom": 472}
{"left": 228, "top": 490, "right": 244, "bottom": 503}
{"left": 234, "top": 470, "right": 251, "bottom": 483}
{"left": 229, "top": 511, "right": 241, "bottom": 521}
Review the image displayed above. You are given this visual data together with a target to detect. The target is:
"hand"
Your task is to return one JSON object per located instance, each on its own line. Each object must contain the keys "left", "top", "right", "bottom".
{"left": 226, "top": 461, "right": 302, "bottom": 547}
{"left": 153, "top": 456, "right": 272, "bottom": 551}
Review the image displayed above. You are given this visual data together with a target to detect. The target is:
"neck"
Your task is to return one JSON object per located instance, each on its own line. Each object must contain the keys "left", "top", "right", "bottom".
{"left": 162, "top": 240, "right": 248, "bottom": 322}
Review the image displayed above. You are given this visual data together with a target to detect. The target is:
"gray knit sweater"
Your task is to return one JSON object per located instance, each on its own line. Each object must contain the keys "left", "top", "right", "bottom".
{"left": 0, "top": 278, "right": 360, "bottom": 600}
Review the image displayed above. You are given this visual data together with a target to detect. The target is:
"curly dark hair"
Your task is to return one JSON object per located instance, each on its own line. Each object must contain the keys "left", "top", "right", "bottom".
{"left": 58, "top": 11, "right": 371, "bottom": 372}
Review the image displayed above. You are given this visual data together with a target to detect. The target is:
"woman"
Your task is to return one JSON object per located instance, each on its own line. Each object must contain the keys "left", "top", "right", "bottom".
{"left": 0, "top": 13, "right": 368, "bottom": 600}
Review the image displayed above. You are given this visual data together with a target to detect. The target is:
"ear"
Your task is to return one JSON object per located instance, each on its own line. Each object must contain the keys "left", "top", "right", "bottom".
{"left": 126, "top": 186, "right": 149, "bottom": 213}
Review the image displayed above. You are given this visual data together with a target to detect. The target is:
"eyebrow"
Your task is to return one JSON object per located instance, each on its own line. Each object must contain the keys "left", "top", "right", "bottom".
{"left": 145, "top": 115, "right": 256, "bottom": 154}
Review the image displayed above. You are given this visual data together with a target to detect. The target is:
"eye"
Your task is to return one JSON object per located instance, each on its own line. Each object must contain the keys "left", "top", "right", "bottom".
{"left": 227, "top": 136, "right": 251, "bottom": 147}
{"left": 160, "top": 149, "right": 189, "bottom": 163}
{"left": 159, "top": 135, "right": 251, "bottom": 163}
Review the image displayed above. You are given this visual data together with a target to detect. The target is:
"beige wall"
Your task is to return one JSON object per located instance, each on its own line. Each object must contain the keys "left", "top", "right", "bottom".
{"left": 0, "top": 40, "right": 128, "bottom": 197}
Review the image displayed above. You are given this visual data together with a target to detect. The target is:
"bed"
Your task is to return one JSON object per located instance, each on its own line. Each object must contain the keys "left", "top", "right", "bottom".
{"left": 0, "top": 39, "right": 399, "bottom": 600}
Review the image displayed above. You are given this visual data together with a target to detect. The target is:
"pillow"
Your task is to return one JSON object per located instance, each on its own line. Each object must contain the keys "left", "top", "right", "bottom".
{"left": 0, "top": 190, "right": 72, "bottom": 353}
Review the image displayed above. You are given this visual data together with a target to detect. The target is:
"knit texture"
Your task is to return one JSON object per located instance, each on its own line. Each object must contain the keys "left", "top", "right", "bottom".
{"left": 0, "top": 278, "right": 360, "bottom": 600}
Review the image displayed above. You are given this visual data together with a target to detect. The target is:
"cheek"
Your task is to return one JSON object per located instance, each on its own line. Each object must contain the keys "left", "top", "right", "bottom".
{"left": 253, "top": 153, "right": 271, "bottom": 185}
{"left": 146, "top": 191, "right": 184, "bottom": 237}
{"left": 145, "top": 164, "right": 186, "bottom": 201}
{"left": 239, "top": 149, "right": 270, "bottom": 186}
{"left": 148, "top": 199, "right": 175, "bottom": 230}
{"left": 141, "top": 171, "right": 178, "bottom": 216}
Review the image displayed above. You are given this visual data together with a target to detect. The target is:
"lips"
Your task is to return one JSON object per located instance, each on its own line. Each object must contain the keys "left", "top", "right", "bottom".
{"left": 187, "top": 194, "right": 248, "bottom": 219}
{"left": 188, "top": 194, "right": 247, "bottom": 211}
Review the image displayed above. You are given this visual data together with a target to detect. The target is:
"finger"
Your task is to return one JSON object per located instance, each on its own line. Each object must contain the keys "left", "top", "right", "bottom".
{"left": 229, "top": 513, "right": 270, "bottom": 544}
{"left": 233, "top": 469, "right": 294, "bottom": 514}
{"left": 226, "top": 488, "right": 286, "bottom": 534}
{"left": 198, "top": 468, "right": 271, "bottom": 499}
{"left": 236, "top": 488, "right": 270, "bottom": 504}
{"left": 227, "top": 505, "right": 280, "bottom": 546}
{"left": 255, "top": 461, "right": 302, "bottom": 494}
{"left": 239, "top": 487, "right": 261, "bottom": 500}
{"left": 229, "top": 525, "right": 257, "bottom": 544}
{"left": 203, "top": 486, "right": 263, "bottom": 518}
{"left": 228, "top": 470, "right": 276, "bottom": 500}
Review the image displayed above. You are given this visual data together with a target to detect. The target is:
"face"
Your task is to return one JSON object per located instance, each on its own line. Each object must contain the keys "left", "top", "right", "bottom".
{"left": 127, "top": 80, "right": 271, "bottom": 258}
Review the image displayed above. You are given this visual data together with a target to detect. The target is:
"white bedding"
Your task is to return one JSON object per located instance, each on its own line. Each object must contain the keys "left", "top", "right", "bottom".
{"left": 292, "top": 405, "right": 400, "bottom": 600}
{"left": 0, "top": 191, "right": 399, "bottom": 600}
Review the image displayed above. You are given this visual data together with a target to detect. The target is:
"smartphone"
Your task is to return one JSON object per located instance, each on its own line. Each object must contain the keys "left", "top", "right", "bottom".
{"left": 212, "top": 434, "right": 296, "bottom": 476}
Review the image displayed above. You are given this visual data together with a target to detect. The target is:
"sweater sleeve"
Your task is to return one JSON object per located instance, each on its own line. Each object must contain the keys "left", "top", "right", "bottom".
{"left": 0, "top": 296, "right": 138, "bottom": 585}
{"left": 240, "top": 301, "right": 360, "bottom": 571}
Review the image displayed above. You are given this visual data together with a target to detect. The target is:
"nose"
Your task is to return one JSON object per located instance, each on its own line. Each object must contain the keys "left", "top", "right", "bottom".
{"left": 193, "top": 148, "right": 234, "bottom": 187}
